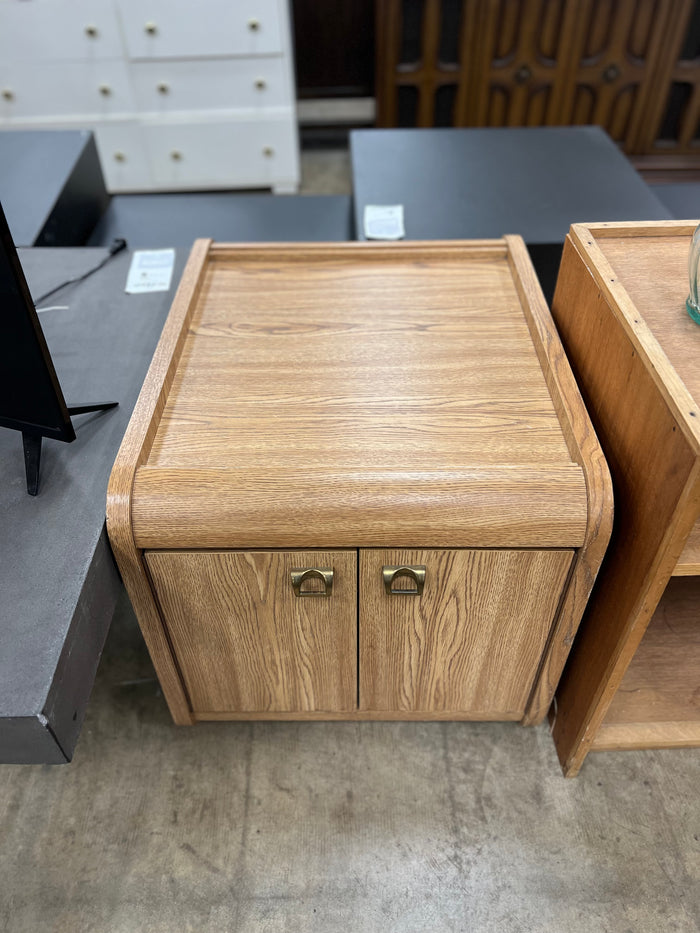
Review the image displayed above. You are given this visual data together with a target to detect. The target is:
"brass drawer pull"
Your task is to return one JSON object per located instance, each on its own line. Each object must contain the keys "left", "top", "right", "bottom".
{"left": 291, "top": 567, "right": 333, "bottom": 597}
{"left": 383, "top": 565, "right": 426, "bottom": 596}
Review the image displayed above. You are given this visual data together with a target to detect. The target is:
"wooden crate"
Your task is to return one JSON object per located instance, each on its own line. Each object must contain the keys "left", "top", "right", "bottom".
{"left": 551, "top": 220, "right": 700, "bottom": 776}
{"left": 107, "top": 239, "right": 611, "bottom": 744}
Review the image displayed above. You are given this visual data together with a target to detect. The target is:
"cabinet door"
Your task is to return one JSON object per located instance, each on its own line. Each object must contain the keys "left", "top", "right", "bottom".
{"left": 145, "top": 550, "right": 357, "bottom": 714}
{"left": 360, "top": 549, "right": 573, "bottom": 716}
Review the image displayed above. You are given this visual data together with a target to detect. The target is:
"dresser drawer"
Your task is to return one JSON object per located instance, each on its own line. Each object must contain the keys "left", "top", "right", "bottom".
{"left": 359, "top": 549, "right": 574, "bottom": 716}
{"left": 145, "top": 550, "right": 357, "bottom": 714}
{"left": 130, "top": 57, "right": 290, "bottom": 115}
{"left": 93, "top": 123, "right": 153, "bottom": 192}
{"left": 141, "top": 115, "right": 298, "bottom": 189}
{"left": 116, "top": 0, "right": 283, "bottom": 59}
{"left": 0, "top": 60, "right": 135, "bottom": 121}
{"left": 0, "top": 0, "right": 123, "bottom": 63}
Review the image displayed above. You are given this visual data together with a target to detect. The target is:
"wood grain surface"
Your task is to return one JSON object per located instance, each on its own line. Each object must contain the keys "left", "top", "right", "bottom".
{"left": 137, "top": 240, "right": 586, "bottom": 547}
{"left": 595, "top": 576, "right": 700, "bottom": 735}
{"left": 145, "top": 550, "right": 357, "bottom": 713}
{"left": 676, "top": 518, "right": 700, "bottom": 574}
{"left": 550, "top": 223, "right": 700, "bottom": 775}
{"left": 108, "top": 238, "right": 607, "bottom": 732}
{"left": 130, "top": 464, "right": 587, "bottom": 549}
{"left": 359, "top": 548, "right": 573, "bottom": 714}
{"left": 506, "top": 236, "right": 613, "bottom": 725}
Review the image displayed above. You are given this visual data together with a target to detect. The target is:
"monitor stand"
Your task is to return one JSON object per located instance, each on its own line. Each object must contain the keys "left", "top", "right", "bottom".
{"left": 22, "top": 401, "right": 118, "bottom": 496}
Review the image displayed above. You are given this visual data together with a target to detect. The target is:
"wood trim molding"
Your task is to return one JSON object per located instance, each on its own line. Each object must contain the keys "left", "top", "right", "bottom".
{"left": 106, "top": 239, "right": 211, "bottom": 724}
{"left": 504, "top": 235, "right": 614, "bottom": 726}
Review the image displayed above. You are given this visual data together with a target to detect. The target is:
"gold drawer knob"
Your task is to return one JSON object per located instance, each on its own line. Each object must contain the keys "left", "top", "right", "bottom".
{"left": 157, "top": 82, "right": 170, "bottom": 95}
{"left": 262, "top": 145, "right": 274, "bottom": 157}
{"left": 248, "top": 18, "right": 260, "bottom": 31}
{"left": 291, "top": 568, "right": 333, "bottom": 597}
{"left": 383, "top": 565, "right": 426, "bottom": 596}
{"left": 84, "top": 24, "right": 98, "bottom": 38}
{"left": 99, "top": 84, "right": 112, "bottom": 96}
{"left": 1, "top": 88, "right": 14, "bottom": 102}
{"left": 113, "top": 151, "right": 126, "bottom": 162}
{"left": 170, "top": 150, "right": 183, "bottom": 161}
{"left": 255, "top": 78, "right": 267, "bottom": 90}
{"left": 145, "top": 21, "right": 158, "bottom": 35}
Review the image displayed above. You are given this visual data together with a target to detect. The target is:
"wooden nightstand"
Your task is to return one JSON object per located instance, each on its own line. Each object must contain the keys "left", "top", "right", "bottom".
{"left": 107, "top": 238, "right": 611, "bottom": 739}
{"left": 551, "top": 221, "right": 700, "bottom": 776}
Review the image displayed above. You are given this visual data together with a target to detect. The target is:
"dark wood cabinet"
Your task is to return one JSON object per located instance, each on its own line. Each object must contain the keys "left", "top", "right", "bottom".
{"left": 376, "top": 0, "right": 700, "bottom": 176}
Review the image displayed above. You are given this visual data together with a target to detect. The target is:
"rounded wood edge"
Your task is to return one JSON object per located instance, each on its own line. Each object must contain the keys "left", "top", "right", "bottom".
{"left": 106, "top": 239, "right": 213, "bottom": 726}
{"left": 503, "top": 235, "right": 614, "bottom": 733}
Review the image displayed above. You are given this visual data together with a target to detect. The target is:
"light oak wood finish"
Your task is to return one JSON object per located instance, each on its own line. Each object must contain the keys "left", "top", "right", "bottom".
{"left": 594, "top": 577, "right": 700, "bottom": 749}
{"left": 359, "top": 548, "right": 573, "bottom": 715}
{"left": 676, "top": 519, "right": 700, "bottom": 575}
{"left": 506, "top": 236, "right": 614, "bottom": 725}
{"left": 145, "top": 550, "right": 357, "bottom": 713}
{"left": 107, "top": 238, "right": 611, "bottom": 735}
{"left": 550, "top": 221, "right": 700, "bottom": 776}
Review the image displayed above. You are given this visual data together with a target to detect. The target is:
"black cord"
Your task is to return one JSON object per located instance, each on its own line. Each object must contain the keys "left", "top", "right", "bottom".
{"left": 33, "top": 238, "right": 128, "bottom": 306}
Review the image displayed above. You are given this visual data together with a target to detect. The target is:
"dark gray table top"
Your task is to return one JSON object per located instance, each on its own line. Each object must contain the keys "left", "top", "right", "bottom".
{"left": 0, "top": 247, "right": 184, "bottom": 762}
{"left": 89, "top": 193, "right": 354, "bottom": 248}
{"left": 0, "top": 129, "right": 108, "bottom": 246}
{"left": 351, "top": 126, "right": 671, "bottom": 243}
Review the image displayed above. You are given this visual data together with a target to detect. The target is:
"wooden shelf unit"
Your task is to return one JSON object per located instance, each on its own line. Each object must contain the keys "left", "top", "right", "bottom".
{"left": 550, "top": 220, "right": 700, "bottom": 776}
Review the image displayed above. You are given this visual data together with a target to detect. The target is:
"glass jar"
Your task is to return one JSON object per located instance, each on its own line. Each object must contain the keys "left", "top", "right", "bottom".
{"left": 687, "top": 223, "right": 700, "bottom": 324}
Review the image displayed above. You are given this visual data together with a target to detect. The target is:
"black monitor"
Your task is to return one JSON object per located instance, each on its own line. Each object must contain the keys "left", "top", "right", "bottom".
{"left": 0, "top": 200, "right": 117, "bottom": 495}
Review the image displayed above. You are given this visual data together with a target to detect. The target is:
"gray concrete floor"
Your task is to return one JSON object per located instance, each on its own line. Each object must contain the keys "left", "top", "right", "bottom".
{"left": 1, "top": 592, "right": 699, "bottom": 932}
{"left": 1, "top": 149, "right": 699, "bottom": 932}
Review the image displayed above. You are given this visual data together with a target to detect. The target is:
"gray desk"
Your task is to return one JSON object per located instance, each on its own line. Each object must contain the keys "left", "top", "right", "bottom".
{"left": 351, "top": 126, "right": 671, "bottom": 298}
{"left": 0, "top": 130, "right": 108, "bottom": 246}
{"left": 0, "top": 248, "right": 185, "bottom": 763}
{"left": 89, "top": 193, "right": 354, "bottom": 248}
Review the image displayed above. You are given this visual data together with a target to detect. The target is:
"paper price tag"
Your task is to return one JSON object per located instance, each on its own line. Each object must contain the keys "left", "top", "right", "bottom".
{"left": 363, "top": 205, "right": 405, "bottom": 241}
{"left": 125, "top": 249, "right": 175, "bottom": 294}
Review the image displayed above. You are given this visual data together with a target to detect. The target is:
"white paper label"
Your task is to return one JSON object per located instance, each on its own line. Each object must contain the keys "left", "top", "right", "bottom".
{"left": 125, "top": 249, "right": 175, "bottom": 294}
{"left": 363, "top": 204, "right": 405, "bottom": 241}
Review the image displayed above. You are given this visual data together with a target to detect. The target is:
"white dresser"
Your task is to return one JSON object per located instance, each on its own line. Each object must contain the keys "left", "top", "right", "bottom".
{"left": 0, "top": 0, "right": 300, "bottom": 193}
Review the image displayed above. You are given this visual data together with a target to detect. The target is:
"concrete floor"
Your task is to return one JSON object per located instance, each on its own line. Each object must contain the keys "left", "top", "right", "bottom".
{"left": 1, "top": 592, "right": 699, "bottom": 932}
{"left": 1, "top": 149, "right": 699, "bottom": 932}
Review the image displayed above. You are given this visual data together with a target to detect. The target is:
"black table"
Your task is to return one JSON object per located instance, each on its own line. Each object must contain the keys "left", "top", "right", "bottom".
{"left": 89, "top": 193, "right": 354, "bottom": 248}
{"left": 351, "top": 126, "right": 671, "bottom": 299}
{"left": 0, "top": 248, "right": 185, "bottom": 763}
{"left": 0, "top": 130, "right": 108, "bottom": 246}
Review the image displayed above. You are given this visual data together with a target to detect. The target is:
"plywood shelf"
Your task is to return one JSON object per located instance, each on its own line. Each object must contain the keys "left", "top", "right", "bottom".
{"left": 592, "top": 576, "right": 700, "bottom": 751}
{"left": 674, "top": 519, "right": 700, "bottom": 576}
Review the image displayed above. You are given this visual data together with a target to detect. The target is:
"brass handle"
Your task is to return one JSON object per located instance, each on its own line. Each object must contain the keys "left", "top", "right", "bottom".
{"left": 291, "top": 568, "right": 333, "bottom": 597}
{"left": 383, "top": 565, "right": 426, "bottom": 596}
{"left": 145, "top": 21, "right": 158, "bottom": 35}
